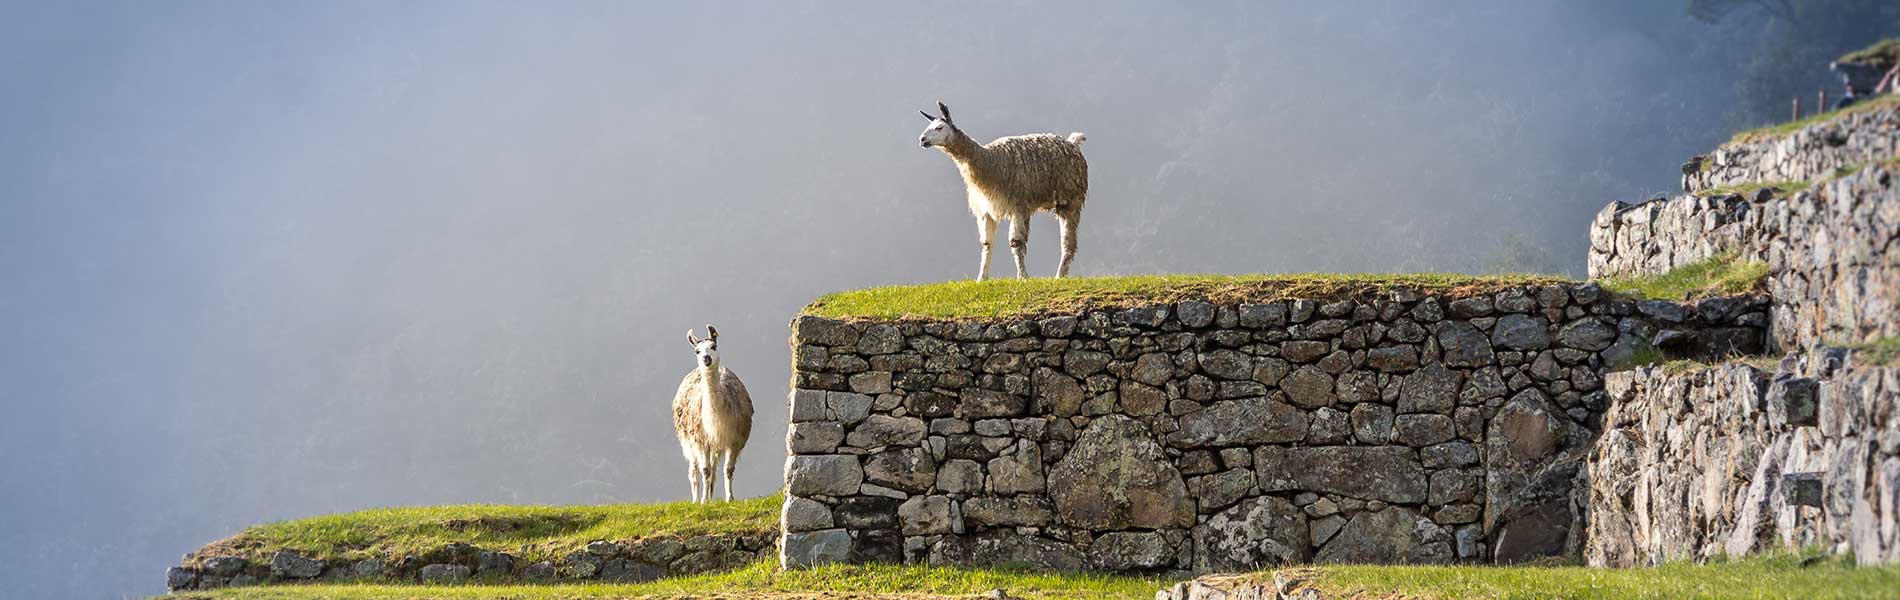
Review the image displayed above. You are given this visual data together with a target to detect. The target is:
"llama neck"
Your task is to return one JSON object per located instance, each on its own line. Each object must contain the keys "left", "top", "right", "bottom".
{"left": 941, "top": 129, "right": 984, "bottom": 165}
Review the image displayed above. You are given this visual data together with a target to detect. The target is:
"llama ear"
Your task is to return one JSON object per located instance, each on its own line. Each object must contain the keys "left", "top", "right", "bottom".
{"left": 687, "top": 330, "right": 700, "bottom": 346}
{"left": 706, "top": 325, "right": 719, "bottom": 341}
{"left": 937, "top": 102, "right": 952, "bottom": 124}
{"left": 921, "top": 110, "right": 938, "bottom": 121}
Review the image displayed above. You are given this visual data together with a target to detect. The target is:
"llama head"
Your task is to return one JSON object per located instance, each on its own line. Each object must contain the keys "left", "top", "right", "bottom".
{"left": 918, "top": 101, "right": 958, "bottom": 148}
{"left": 686, "top": 325, "right": 720, "bottom": 369}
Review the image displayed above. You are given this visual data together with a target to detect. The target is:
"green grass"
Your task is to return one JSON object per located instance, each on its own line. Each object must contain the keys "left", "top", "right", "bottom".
{"left": 1728, "top": 93, "right": 1900, "bottom": 145}
{"left": 189, "top": 494, "right": 781, "bottom": 568}
{"left": 1693, "top": 179, "right": 1809, "bottom": 199}
{"left": 1839, "top": 38, "right": 1900, "bottom": 70}
{"left": 801, "top": 273, "right": 1569, "bottom": 321}
{"left": 1598, "top": 253, "right": 1767, "bottom": 301}
{"left": 1848, "top": 336, "right": 1900, "bottom": 366}
{"left": 160, "top": 560, "right": 1170, "bottom": 600}
{"left": 1300, "top": 552, "right": 1900, "bottom": 600}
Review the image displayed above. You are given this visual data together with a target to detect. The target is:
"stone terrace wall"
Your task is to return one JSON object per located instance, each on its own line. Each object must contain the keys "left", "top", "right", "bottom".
{"left": 166, "top": 532, "right": 776, "bottom": 592}
{"left": 1584, "top": 350, "right": 1900, "bottom": 566}
{"left": 1681, "top": 101, "right": 1900, "bottom": 195}
{"left": 780, "top": 285, "right": 1767, "bottom": 574}
{"left": 1588, "top": 162, "right": 1900, "bottom": 350}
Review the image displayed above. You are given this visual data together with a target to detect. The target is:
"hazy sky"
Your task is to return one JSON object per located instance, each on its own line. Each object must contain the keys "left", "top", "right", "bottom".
{"left": 0, "top": 2, "right": 1767, "bottom": 597}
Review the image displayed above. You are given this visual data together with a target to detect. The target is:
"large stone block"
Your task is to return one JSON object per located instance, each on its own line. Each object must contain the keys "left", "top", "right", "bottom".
{"left": 1254, "top": 446, "right": 1426, "bottom": 503}
{"left": 863, "top": 447, "right": 936, "bottom": 494}
{"left": 1195, "top": 496, "right": 1309, "bottom": 570}
{"left": 1049, "top": 415, "right": 1194, "bottom": 530}
{"left": 1173, "top": 396, "right": 1309, "bottom": 447}
{"left": 785, "top": 455, "right": 863, "bottom": 496}
{"left": 781, "top": 529, "right": 852, "bottom": 569}
{"left": 1314, "top": 507, "right": 1453, "bottom": 564}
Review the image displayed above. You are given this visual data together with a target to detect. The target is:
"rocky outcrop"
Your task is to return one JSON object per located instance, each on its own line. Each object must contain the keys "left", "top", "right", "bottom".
{"left": 783, "top": 285, "right": 1766, "bottom": 573}
{"left": 1583, "top": 350, "right": 1900, "bottom": 567}
{"left": 165, "top": 532, "right": 776, "bottom": 592}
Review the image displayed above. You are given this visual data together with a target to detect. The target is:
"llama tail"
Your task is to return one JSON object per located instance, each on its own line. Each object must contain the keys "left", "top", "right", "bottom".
{"left": 1067, "top": 132, "right": 1087, "bottom": 147}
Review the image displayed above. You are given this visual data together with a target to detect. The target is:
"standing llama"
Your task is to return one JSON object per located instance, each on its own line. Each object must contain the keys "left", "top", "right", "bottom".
{"left": 672, "top": 325, "right": 754, "bottom": 503}
{"left": 919, "top": 101, "right": 1089, "bottom": 280}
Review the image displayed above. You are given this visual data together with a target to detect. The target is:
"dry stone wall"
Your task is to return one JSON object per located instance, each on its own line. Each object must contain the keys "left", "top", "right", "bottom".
{"left": 165, "top": 532, "right": 776, "bottom": 592}
{"left": 1584, "top": 350, "right": 1900, "bottom": 566}
{"left": 781, "top": 285, "right": 1767, "bottom": 573}
{"left": 1680, "top": 102, "right": 1900, "bottom": 195}
{"left": 1588, "top": 161, "right": 1900, "bottom": 350}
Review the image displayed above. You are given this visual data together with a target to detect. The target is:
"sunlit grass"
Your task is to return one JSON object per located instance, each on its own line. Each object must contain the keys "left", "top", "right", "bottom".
{"left": 802, "top": 273, "right": 1569, "bottom": 321}
{"left": 1693, "top": 179, "right": 1809, "bottom": 199}
{"left": 1728, "top": 93, "right": 1900, "bottom": 145}
{"left": 161, "top": 559, "right": 1171, "bottom": 600}
{"left": 191, "top": 494, "right": 781, "bottom": 567}
{"left": 1849, "top": 336, "right": 1900, "bottom": 367}
{"left": 1306, "top": 552, "right": 1900, "bottom": 600}
{"left": 1598, "top": 252, "right": 1767, "bottom": 301}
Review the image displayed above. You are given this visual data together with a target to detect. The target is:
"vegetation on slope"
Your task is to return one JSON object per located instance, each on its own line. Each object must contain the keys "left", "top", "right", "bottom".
{"left": 162, "top": 560, "right": 1168, "bottom": 600}
{"left": 1728, "top": 93, "right": 1900, "bottom": 145}
{"left": 1849, "top": 336, "right": 1900, "bottom": 366}
{"left": 1598, "top": 252, "right": 1767, "bottom": 301}
{"left": 1839, "top": 38, "right": 1900, "bottom": 71}
{"left": 190, "top": 494, "right": 780, "bottom": 568}
{"left": 1693, "top": 179, "right": 1809, "bottom": 198}
{"left": 802, "top": 274, "right": 1567, "bottom": 321}
{"left": 1293, "top": 552, "right": 1900, "bottom": 600}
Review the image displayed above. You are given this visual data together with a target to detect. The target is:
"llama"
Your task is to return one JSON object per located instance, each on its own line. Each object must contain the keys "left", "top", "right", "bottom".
{"left": 919, "top": 101, "right": 1089, "bottom": 280}
{"left": 671, "top": 325, "right": 754, "bottom": 503}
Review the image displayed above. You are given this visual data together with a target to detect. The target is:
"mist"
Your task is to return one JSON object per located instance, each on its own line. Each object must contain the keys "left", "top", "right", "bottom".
{"left": 0, "top": 1, "right": 1776, "bottom": 596}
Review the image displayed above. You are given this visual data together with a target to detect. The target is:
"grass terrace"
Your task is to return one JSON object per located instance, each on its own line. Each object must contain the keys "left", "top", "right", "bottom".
{"left": 1693, "top": 179, "right": 1810, "bottom": 199}
{"left": 186, "top": 493, "right": 781, "bottom": 569}
{"left": 1849, "top": 336, "right": 1900, "bottom": 367}
{"left": 161, "top": 560, "right": 1168, "bottom": 600}
{"left": 1728, "top": 92, "right": 1900, "bottom": 145}
{"left": 1599, "top": 252, "right": 1768, "bottom": 301}
{"left": 1283, "top": 552, "right": 1900, "bottom": 600}
{"left": 801, "top": 273, "right": 1569, "bottom": 321}
{"left": 1840, "top": 38, "right": 1900, "bottom": 71}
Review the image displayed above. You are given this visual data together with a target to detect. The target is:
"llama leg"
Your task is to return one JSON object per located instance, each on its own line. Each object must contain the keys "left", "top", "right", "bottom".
{"left": 976, "top": 215, "right": 998, "bottom": 281}
{"left": 687, "top": 457, "right": 702, "bottom": 503}
{"left": 1008, "top": 216, "right": 1030, "bottom": 279}
{"left": 722, "top": 450, "right": 738, "bottom": 502}
{"left": 700, "top": 462, "right": 715, "bottom": 504}
{"left": 1056, "top": 210, "right": 1080, "bottom": 278}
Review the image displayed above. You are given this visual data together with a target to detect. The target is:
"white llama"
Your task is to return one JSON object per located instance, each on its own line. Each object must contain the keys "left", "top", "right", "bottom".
{"left": 671, "top": 325, "right": 754, "bottom": 502}
{"left": 919, "top": 101, "right": 1089, "bottom": 280}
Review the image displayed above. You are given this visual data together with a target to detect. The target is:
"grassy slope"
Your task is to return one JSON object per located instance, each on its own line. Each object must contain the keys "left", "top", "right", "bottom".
{"left": 163, "top": 560, "right": 1168, "bottom": 600}
{"left": 802, "top": 274, "right": 1568, "bottom": 321}
{"left": 191, "top": 494, "right": 781, "bottom": 567}
{"left": 1728, "top": 93, "right": 1899, "bottom": 145}
{"left": 1304, "top": 553, "right": 1900, "bottom": 600}
{"left": 1598, "top": 252, "right": 1767, "bottom": 301}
